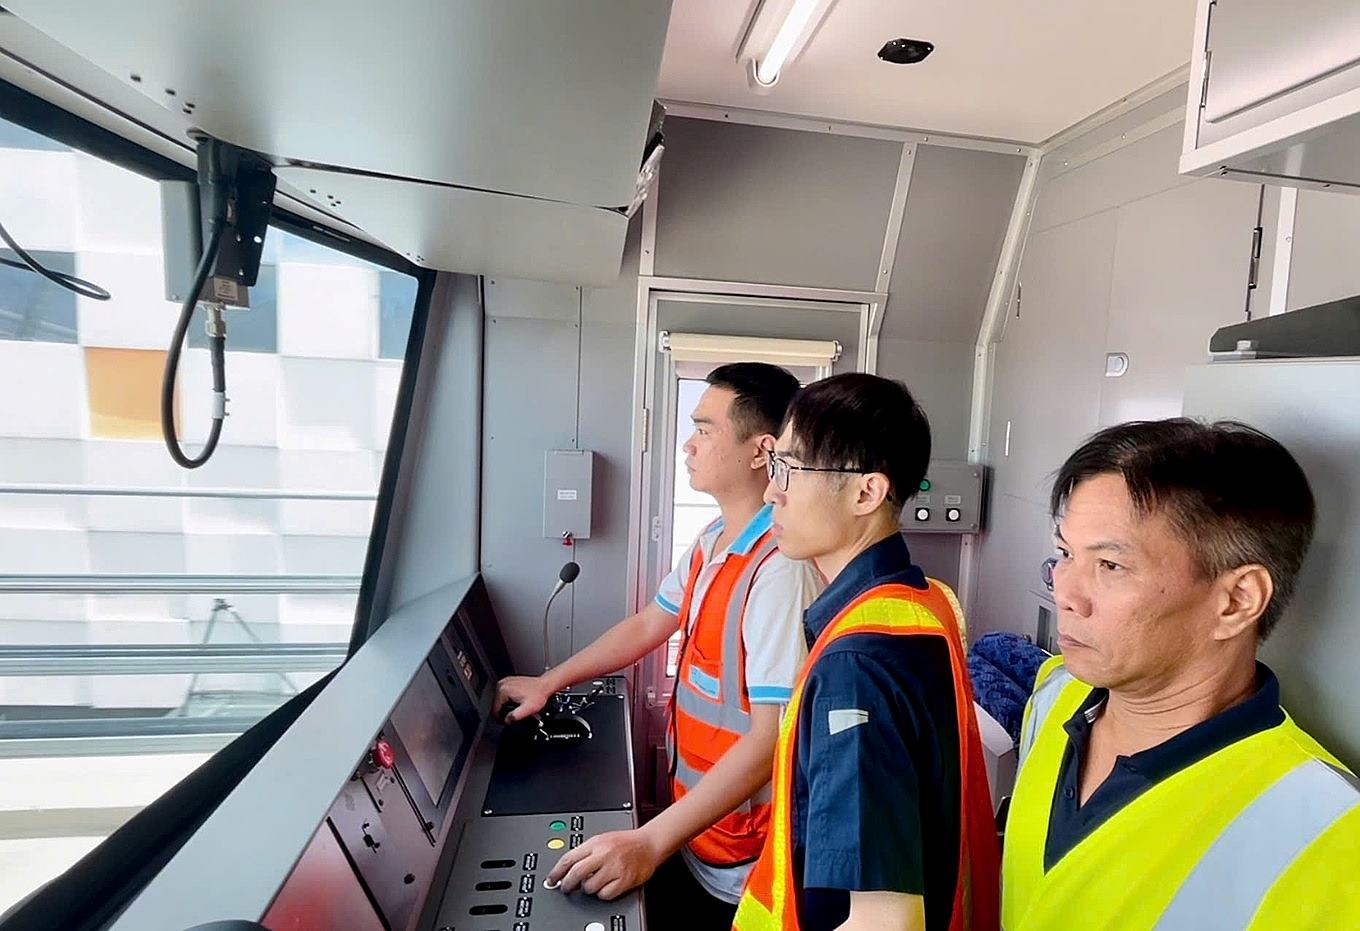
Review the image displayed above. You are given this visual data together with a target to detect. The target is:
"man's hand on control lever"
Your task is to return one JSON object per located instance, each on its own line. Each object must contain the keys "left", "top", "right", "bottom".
{"left": 494, "top": 675, "right": 554, "bottom": 723}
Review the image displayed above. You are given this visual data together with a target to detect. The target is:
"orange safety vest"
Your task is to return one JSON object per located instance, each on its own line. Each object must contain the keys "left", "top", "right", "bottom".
{"left": 734, "top": 580, "right": 1001, "bottom": 931}
{"left": 668, "top": 527, "right": 781, "bottom": 867}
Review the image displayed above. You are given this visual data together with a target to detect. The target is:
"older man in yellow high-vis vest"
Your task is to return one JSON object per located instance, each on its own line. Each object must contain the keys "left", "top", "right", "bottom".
{"left": 1002, "top": 419, "right": 1360, "bottom": 930}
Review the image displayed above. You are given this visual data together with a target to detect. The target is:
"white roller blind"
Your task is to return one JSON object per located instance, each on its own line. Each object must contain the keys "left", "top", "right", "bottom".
{"left": 660, "top": 331, "right": 841, "bottom": 368}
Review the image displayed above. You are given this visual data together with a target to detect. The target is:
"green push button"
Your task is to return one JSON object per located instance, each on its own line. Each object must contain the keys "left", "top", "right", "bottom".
{"left": 919, "top": 479, "right": 932, "bottom": 492}
{"left": 549, "top": 820, "right": 567, "bottom": 831}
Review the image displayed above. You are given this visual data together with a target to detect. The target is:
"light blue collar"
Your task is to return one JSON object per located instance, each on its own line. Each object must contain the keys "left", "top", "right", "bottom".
{"left": 727, "top": 503, "right": 774, "bottom": 556}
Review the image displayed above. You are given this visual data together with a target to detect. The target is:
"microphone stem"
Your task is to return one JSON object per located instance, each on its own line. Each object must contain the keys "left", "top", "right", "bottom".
{"left": 543, "top": 583, "right": 567, "bottom": 672}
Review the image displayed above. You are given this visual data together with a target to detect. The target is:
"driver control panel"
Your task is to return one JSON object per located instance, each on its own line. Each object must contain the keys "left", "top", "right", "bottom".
{"left": 433, "top": 810, "right": 637, "bottom": 931}
{"left": 430, "top": 678, "right": 643, "bottom": 930}
{"left": 264, "top": 579, "right": 644, "bottom": 931}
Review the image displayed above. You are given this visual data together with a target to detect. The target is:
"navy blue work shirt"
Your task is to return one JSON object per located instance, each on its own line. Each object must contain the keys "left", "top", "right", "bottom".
{"left": 791, "top": 532, "right": 962, "bottom": 931}
{"left": 1044, "top": 662, "right": 1286, "bottom": 870}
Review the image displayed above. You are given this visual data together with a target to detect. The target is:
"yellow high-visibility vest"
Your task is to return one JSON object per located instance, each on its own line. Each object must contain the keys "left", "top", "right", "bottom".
{"left": 1002, "top": 657, "right": 1360, "bottom": 930}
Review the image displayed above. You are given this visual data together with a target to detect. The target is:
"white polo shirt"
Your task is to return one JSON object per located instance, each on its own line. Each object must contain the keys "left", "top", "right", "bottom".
{"left": 654, "top": 503, "right": 824, "bottom": 902}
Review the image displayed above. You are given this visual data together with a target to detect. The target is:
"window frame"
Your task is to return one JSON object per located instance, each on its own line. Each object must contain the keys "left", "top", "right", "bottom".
{"left": 0, "top": 76, "right": 437, "bottom": 656}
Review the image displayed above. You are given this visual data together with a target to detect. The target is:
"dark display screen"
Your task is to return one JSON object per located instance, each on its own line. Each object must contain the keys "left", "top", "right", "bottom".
{"left": 389, "top": 662, "right": 465, "bottom": 802}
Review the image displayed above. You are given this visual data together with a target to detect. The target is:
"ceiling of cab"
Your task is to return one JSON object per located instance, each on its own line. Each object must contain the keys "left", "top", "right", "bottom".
{"left": 659, "top": 0, "right": 1197, "bottom": 144}
{"left": 3, "top": 0, "right": 670, "bottom": 282}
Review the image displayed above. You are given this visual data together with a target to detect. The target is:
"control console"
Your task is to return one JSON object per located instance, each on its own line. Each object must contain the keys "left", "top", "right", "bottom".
{"left": 432, "top": 678, "right": 642, "bottom": 930}
{"left": 264, "top": 578, "right": 644, "bottom": 931}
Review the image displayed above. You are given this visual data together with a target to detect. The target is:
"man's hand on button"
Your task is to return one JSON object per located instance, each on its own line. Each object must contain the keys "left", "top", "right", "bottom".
{"left": 546, "top": 828, "right": 664, "bottom": 901}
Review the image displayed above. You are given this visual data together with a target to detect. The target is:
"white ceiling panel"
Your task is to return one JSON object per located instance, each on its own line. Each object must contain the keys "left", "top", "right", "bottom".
{"left": 659, "top": 0, "right": 1196, "bottom": 144}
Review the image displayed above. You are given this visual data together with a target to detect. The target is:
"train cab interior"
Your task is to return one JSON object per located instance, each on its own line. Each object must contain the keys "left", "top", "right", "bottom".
{"left": 0, "top": 2, "right": 1358, "bottom": 929}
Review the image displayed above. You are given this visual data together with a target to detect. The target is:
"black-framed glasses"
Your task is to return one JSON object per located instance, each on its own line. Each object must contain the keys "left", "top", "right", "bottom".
{"left": 1041, "top": 556, "right": 1058, "bottom": 592}
{"left": 765, "top": 447, "right": 863, "bottom": 493}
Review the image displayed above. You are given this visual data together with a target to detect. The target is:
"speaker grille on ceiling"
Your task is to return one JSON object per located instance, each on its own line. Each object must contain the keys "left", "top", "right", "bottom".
{"left": 878, "top": 38, "right": 935, "bottom": 65}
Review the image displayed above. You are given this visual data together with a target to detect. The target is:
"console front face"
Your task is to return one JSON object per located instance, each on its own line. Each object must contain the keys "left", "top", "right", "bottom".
{"left": 264, "top": 580, "right": 645, "bottom": 931}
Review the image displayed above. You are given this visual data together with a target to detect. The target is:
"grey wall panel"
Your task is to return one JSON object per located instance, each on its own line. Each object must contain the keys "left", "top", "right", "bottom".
{"left": 584, "top": 227, "right": 645, "bottom": 327}
{"left": 654, "top": 117, "right": 901, "bottom": 290}
{"left": 570, "top": 318, "right": 640, "bottom": 654}
{"left": 1033, "top": 123, "right": 1194, "bottom": 235}
{"left": 989, "top": 213, "right": 1117, "bottom": 505}
{"left": 875, "top": 338, "right": 974, "bottom": 461}
{"left": 375, "top": 274, "right": 484, "bottom": 623}
{"left": 974, "top": 493, "right": 1054, "bottom": 638}
{"left": 1184, "top": 360, "right": 1360, "bottom": 769}
{"left": 1099, "top": 179, "right": 1261, "bottom": 424}
{"left": 485, "top": 276, "right": 584, "bottom": 322}
{"left": 1287, "top": 189, "right": 1360, "bottom": 311}
{"left": 569, "top": 224, "right": 645, "bottom": 653}
{"left": 974, "top": 87, "right": 1279, "bottom": 641}
{"left": 481, "top": 315, "right": 583, "bottom": 670}
{"left": 480, "top": 222, "right": 642, "bottom": 673}
{"left": 904, "top": 533, "right": 962, "bottom": 591}
{"left": 882, "top": 146, "right": 1026, "bottom": 343}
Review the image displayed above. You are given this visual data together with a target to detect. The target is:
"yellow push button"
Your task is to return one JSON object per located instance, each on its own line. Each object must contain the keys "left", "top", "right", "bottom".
{"left": 547, "top": 837, "right": 566, "bottom": 850}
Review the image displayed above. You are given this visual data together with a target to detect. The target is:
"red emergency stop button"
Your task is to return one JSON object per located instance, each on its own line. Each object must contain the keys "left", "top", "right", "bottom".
{"left": 372, "top": 738, "right": 396, "bottom": 770}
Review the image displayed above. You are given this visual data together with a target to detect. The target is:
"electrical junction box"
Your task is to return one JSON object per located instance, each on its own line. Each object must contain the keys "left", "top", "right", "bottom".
{"left": 544, "top": 449, "right": 594, "bottom": 539}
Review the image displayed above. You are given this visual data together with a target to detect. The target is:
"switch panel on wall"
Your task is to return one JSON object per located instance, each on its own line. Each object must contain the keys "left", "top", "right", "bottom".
{"left": 901, "top": 460, "right": 985, "bottom": 534}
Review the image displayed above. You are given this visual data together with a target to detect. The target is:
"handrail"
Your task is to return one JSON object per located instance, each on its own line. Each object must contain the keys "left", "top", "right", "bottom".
{"left": 0, "top": 733, "right": 237, "bottom": 759}
{"left": 0, "top": 483, "right": 377, "bottom": 501}
{"left": 0, "top": 643, "right": 347, "bottom": 676}
{"left": 0, "top": 717, "right": 263, "bottom": 759}
{"left": 0, "top": 574, "right": 361, "bottom": 594}
{"left": 0, "top": 716, "right": 269, "bottom": 740}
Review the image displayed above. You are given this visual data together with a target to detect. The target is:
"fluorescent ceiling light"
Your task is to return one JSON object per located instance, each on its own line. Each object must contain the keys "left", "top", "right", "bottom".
{"left": 740, "top": 0, "right": 837, "bottom": 89}
{"left": 755, "top": 0, "right": 821, "bottom": 86}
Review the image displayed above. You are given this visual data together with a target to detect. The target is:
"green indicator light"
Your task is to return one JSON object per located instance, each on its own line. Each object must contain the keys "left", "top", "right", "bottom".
{"left": 919, "top": 479, "right": 932, "bottom": 492}
{"left": 549, "top": 820, "right": 566, "bottom": 831}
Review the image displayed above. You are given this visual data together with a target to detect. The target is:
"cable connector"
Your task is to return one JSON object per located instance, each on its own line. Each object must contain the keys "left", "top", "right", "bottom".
{"left": 204, "top": 303, "right": 226, "bottom": 339}
{"left": 161, "top": 135, "right": 274, "bottom": 470}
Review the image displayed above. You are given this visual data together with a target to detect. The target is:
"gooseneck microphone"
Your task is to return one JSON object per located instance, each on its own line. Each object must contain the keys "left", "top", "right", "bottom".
{"left": 542, "top": 561, "right": 580, "bottom": 671}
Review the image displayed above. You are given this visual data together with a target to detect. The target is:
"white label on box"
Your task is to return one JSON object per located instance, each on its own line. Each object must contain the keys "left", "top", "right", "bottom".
{"left": 557, "top": 489, "right": 578, "bottom": 501}
{"left": 944, "top": 494, "right": 963, "bottom": 505}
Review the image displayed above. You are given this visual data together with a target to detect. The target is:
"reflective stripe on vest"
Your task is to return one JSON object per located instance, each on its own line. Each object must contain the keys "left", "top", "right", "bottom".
{"left": 1153, "top": 760, "right": 1360, "bottom": 930}
{"left": 668, "top": 530, "right": 780, "bottom": 866}
{"left": 1017, "top": 660, "right": 1073, "bottom": 763}
{"left": 735, "top": 579, "right": 1002, "bottom": 931}
{"left": 1003, "top": 662, "right": 1360, "bottom": 930}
